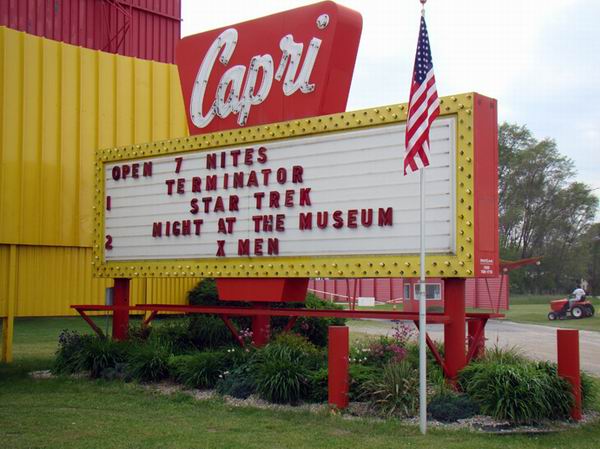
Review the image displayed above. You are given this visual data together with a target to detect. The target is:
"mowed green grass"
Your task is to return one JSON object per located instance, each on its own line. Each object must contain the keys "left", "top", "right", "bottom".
{"left": 0, "top": 317, "right": 599, "bottom": 449}
{"left": 345, "top": 294, "right": 600, "bottom": 332}
{"left": 504, "top": 295, "right": 600, "bottom": 332}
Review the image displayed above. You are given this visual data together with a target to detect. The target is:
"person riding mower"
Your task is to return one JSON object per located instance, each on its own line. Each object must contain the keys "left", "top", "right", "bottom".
{"left": 548, "top": 291, "right": 595, "bottom": 320}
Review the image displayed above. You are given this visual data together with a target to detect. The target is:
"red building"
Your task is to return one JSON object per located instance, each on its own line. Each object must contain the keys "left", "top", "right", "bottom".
{"left": 309, "top": 276, "right": 509, "bottom": 312}
{"left": 0, "top": 0, "right": 181, "bottom": 63}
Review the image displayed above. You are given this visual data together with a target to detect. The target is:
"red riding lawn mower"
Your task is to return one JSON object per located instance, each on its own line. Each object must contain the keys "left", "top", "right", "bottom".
{"left": 548, "top": 296, "right": 595, "bottom": 320}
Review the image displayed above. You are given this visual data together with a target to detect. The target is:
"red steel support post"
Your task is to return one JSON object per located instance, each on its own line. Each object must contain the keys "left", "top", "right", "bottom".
{"left": 468, "top": 319, "right": 486, "bottom": 359}
{"left": 328, "top": 326, "right": 349, "bottom": 409}
{"left": 557, "top": 329, "right": 582, "bottom": 421}
{"left": 444, "top": 278, "right": 467, "bottom": 380}
{"left": 252, "top": 315, "right": 271, "bottom": 347}
{"left": 112, "top": 278, "right": 131, "bottom": 340}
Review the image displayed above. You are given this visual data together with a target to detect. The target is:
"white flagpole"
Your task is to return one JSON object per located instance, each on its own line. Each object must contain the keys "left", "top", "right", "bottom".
{"left": 419, "top": 168, "right": 427, "bottom": 434}
{"left": 418, "top": 2, "right": 428, "bottom": 436}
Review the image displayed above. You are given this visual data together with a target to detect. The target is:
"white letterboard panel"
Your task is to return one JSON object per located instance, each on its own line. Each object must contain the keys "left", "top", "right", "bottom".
{"left": 104, "top": 117, "right": 456, "bottom": 261}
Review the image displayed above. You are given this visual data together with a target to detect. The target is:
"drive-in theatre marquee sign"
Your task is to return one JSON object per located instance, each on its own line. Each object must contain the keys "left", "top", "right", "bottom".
{"left": 93, "top": 92, "right": 499, "bottom": 279}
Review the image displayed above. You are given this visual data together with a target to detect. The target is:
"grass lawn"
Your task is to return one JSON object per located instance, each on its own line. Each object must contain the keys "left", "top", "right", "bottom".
{"left": 342, "top": 294, "right": 600, "bottom": 333}
{"left": 503, "top": 295, "right": 600, "bottom": 332}
{"left": 1, "top": 317, "right": 599, "bottom": 449}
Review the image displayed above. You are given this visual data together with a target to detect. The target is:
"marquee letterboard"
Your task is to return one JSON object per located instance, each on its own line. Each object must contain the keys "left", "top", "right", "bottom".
{"left": 93, "top": 93, "right": 499, "bottom": 279}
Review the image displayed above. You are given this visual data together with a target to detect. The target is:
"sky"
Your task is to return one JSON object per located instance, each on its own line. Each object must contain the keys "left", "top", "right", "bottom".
{"left": 181, "top": 0, "right": 600, "bottom": 201}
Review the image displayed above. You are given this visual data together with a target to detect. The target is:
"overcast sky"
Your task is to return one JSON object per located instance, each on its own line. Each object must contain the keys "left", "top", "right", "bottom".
{"left": 181, "top": 0, "right": 600, "bottom": 202}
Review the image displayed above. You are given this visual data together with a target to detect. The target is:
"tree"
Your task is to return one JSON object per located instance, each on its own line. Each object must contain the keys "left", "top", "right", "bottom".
{"left": 498, "top": 123, "right": 598, "bottom": 293}
{"left": 583, "top": 223, "right": 600, "bottom": 295}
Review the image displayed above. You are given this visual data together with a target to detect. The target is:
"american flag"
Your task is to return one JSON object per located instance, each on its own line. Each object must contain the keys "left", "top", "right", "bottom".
{"left": 404, "top": 15, "right": 440, "bottom": 175}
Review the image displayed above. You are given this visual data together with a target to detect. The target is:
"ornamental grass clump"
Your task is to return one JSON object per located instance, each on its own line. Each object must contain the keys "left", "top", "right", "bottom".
{"left": 361, "top": 361, "right": 419, "bottom": 418}
{"left": 255, "top": 349, "right": 310, "bottom": 404}
{"left": 127, "top": 342, "right": 171, "bottom": 382}
{"left": 459, "top": 360, "right": 573, "bottom": 424}
{"left": 348, "top": 364, "right": 378, "bottom": 401}
{"left": 53, "top": 331, "right": 129, "bottom": 378}
{"left": 253, "top": 336, "right": 321, "bottom": 404}
{"left": 174, "top": 351, "right": 229, "bottom": 389}
{"left": 52, "top": 330, "right": 96, "bottom": 375}
{"left": 269, "top": 332, "right": 324, "bottom": 369}
{"left": 80, "top": 335, "right": 129, "bottom": 378}
{"left": 149, "top": 318, "right": 195, "bottom": 354}
{"left": 187, "top": 315, "right": 237, "bottom": 349}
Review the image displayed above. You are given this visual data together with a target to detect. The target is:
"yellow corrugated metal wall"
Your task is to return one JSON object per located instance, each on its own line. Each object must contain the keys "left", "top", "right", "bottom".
{"left": 0, "top": 27, "right": 199, "bottom": 317}
{"left": 0, "top": 245, "right": 8, "bottom": 317}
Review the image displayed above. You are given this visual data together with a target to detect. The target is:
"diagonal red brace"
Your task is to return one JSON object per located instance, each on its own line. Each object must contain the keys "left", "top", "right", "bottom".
{"left": 74, "top": 308, "right": 105, "bottom": 338}
{"left": 413, "top": 320, "right": 451, "bottom": 379}
{"left": 466, "top": 318, "right": 488, "bottom": 363}
{"left": 219, "top": 315, "right": 245, "bottom": 347}
{"left": 142, "top": 310, "right": 159, "bottom": 329}
{"left": 283, "top": 316, "right": 298, "bottom": 333}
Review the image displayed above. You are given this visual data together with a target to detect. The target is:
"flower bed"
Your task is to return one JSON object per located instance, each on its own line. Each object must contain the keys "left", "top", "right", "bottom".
{"left": 52, "top": 282, "right": 597, "bottom": 425}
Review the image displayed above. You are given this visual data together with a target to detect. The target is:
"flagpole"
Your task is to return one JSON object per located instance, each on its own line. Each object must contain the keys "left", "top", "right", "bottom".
{"left": 418, "top": 1, "right": 428, "bottom": 437}
{"left": 419, "top": 167, "right": 427, "bottom": 435}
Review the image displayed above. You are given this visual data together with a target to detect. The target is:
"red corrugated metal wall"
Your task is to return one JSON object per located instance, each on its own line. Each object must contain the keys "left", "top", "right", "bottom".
{"left": 0, "top": 0, "right": 180, "bottom": 63}
{"left": 308, "top": 276, "right": 509, "bottom": 311}
{"left": 465, "top": 276, "right": 509, "bottom": 311}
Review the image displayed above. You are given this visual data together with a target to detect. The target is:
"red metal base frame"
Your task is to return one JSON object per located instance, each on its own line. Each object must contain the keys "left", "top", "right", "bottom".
{"left": 73, "top": 303, "right": 502, "bottom": 378}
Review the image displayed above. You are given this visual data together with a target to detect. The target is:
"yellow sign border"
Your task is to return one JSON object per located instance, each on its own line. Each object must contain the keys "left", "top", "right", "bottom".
{"left": 93, "top": 93, "right": 476, "bottom": 278}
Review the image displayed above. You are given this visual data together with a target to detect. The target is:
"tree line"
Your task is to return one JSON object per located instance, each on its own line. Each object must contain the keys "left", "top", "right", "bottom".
{"left": 498, "top": 123, "right": 599, "bottom": 294}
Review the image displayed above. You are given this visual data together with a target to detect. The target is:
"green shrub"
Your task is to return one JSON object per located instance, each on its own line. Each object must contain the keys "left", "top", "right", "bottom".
{"left": 149, "top": 315, "right": 239, "bottom": 352}
{"left": 306, "top": 367, "right": 329, "bottom": 403}
{"left": 53, "top": 330, "right": 96, "bottom": 375}
{"left": 481, "top": 345, "right": 526, "bottom": 365}
{"left": 127, "top": 343, "right": 171, "bottom": 382}
{"left": 187, "top": 278, "right": 249, "bottom": 309}
{"left": 81, "top": 336, "right": 129, "bottom": 378}
{"left": 167, "top": 354, "right": 195, "bottom": 383}
{"left": 255, "top": 345, "right": 310, "bottom": 404}
{"left": 269, "top": 294, "right": 345, "bottom": 347}
{"left": 268, "top": 332, "right": 324, "bottom": 369}
{"left": 348, "top": 364, "right": 379, "bottom": 401}
{"left": 128, "top": 322, "right": 151, "bottom": 342}
{"left": 429, "top": 393, "right": 479, "bottom": 422}
{"left": 404, "top": 340, "right": 444, "bottom": 369}
{"left": 428, "top": 365, "right": 453, "bottom": 398}
{"left": 581, "top": 371, "right": 598, "bottom": 410}
{"left": 459, "top": 361, "right": 572, "bottom": 423}
{"left": 188, "top": 315, "right": 237, "bottom": 349}
{"left": 187, "top": 278, "right": 221, "bottom": 306}
{"left": 187, "top": 283, "right": 344, "bottom": 348}
{"left": 291, "top": 294, "right": 345, "bottom": 347}
{"left": 216, "top": 363, "right": 257, "bottom": 399}
{"left": 361, "top": 361, "right": 419, "bottom": 417}
{"left": 187, "top": 278, "right": 252, "bottom": 332}
{"left": 351, "top": 336, "right": 410, "bottom": 367}
{"left": 175, "top": 351, "right": 229, "bottom": 389}
{"left": 99, "top": 362, "right": 129, "bottom": 381}
{"left": 536, "top": 361, "right": 598, "bottom": 412}
{"left": 150, "top": 318, "right": 195, "bottom": 354}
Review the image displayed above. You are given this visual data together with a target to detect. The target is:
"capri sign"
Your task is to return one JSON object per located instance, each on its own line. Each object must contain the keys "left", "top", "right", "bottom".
{"left": 93, "top": 93, "right": 499, "bottom": 279}
{"left": 176, "top": 1, "right": 362, "bottom": 134}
